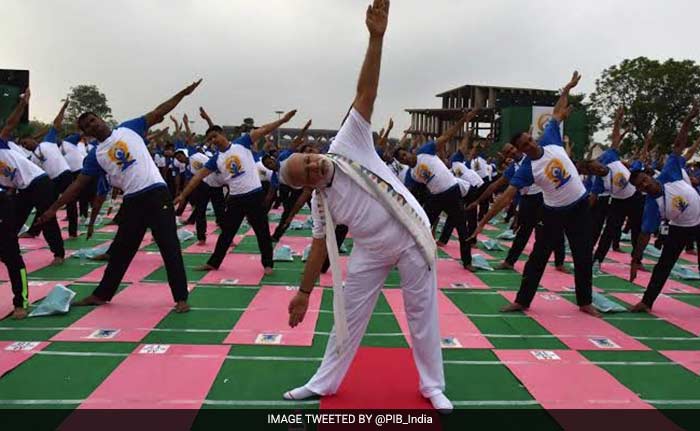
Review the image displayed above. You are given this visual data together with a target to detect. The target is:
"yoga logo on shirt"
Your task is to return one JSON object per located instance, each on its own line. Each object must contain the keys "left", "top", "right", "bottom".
{"left": 672, "top": 195, "right": 690, "bottom": 213}
{"left": 613, "top": 172, "right": 628, "bottom": 189}
{"left": 108, "top": 141, "right": 137, "bottom": 172}
{"left": 0, "top": 161, "right": 17, "bottom": 181}
{"left": 544, "top": 159, "right": 571, "bottom": 189}
{"left": 225, "top": 155, "right": 245, "bottom": 178}
{"left": 415, "top": 163, "right": 435, "bottom": 183}
{"left": 192, "top": 160, "right": 203, "bottom": 171}
{"left": 453, "top": 167, "right": 463, "bottom": 177}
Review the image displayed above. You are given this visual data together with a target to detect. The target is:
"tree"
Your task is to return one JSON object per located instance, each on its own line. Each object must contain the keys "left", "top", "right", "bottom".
{"left": 65, "top": 84, "right": 114, "bottom": 128}
{"left": 589, "top": 57, "right": 700, "bottom": 155}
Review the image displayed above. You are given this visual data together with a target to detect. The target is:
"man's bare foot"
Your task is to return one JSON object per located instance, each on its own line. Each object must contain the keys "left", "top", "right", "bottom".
{"left": 264, "top": 267, "right": 273, "bottom": 275}
{"left": 501, "top": 302, "right": 526, "bottom": 312}
{"left": 555, "top": 264, "right": 571, "bottom": 274}
{"left": 579, "top": 304, "right": 601, "bottom": 317}
{"left": 12, "top": 307, "right": 28, "bottom": 320}
{"left": 18, "top": 232, "right": 36, "bottom": 239}
{"left": 194, "top": 264, "right": 216, "bottom": 271}
{"left": 91, "top": 253, "right": 110, "bottom": 261}
{"left": 464, "top": 264, "right": 477, "bottom": 272}
{"left": 629, "top": 302, "right": 651, "bottom": 313}
{"left": 50, "top": 257, "right": 65, "bottom": 266}
{"left": 174, "top": 301, "right": 190, "bottom": 313}
{"left": 497, "top": 262, "right": 514, "bottom": 270}
{"left": 197, "top": 240, "right": 206, "bottom": 246}
{"left": 73, "top": 295, "right": 106, "bottom": 306}
{"left": 638, "top": 264, "right": 650, "bottom": 272}
{"left": 69, "top": 234, "right": 79, "bottom": 239}
{"left": 436, "top": 241, "right": 447, "bottom": 247}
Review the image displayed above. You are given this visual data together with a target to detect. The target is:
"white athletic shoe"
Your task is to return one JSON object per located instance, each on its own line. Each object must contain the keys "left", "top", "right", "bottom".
{"left": 283, "top": 386, "right": 318, "bottom": 401}
{"left": 429, "top": 392, "right": 453, "bottom": 414}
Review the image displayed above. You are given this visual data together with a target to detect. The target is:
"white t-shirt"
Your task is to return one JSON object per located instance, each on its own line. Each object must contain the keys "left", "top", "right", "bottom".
{"left": 451, "top": 161, "right": 484, "bottom": 189}
{"left": 82, "top": 117, "right": 166, "bottom": 197}
{"left": 8, "top": 141, "right": 31, "bottom": 158}
{"left": 188, "top": 152, "right": 217, "bottom": 187}
{"left": 470, "top": 155, "right": 490, "bottom": 179}
{"left": 510, "top": 119, "right": 586, "bottom": 209}
{"left": 410, "top": 141, "right": 457, "bottom": 195}
{"left": 598, "top": 149, "right": 635, "bottom": 200}
{"left": 0, "top": 140, "right": 47, "bottom": 190}
{"left": 33, "top": 140, "right": 71, "bottom": 179}
{"left": 154, "top": 153, "right": 166, "bottom": 168}
{"left": 62, "top": 139, "right": 87, "bottom": 172}
{"left": 204, "top": 134, "right": 262, "bottom": 197}
{"left": 311, "top": 108, "right": 428, "bottom": 256}
{"left": 257, "top": 160, "right": 273, "bottom": 182}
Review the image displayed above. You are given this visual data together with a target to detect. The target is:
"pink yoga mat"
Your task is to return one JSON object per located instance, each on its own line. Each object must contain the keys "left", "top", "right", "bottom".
{"left": 603, "top": 264, "right": 700, "bottom": 294}
{"left": 224, "top": 285, "right": 322, "bottom": 346}
{"left": 77, "top": 252, "right": 164, "bottom": 283}
{"left": 51, "top": 283, "right": 186, "bottom": 342}
{"left": 0, "top": 249, "right": 54, "bottom": 281}
{"left": 680, "top": 251, "right": 698, "bottom": 264}
{"left": 320, "top": 347, "right": 432, "bottom": 410}
{"left": 97, "top": 224, "right": 119, "bottom": 233}
{"left": 384, "top": 289, "right": 492, "bottom": 349}
{"left": 199, "top": 254, "right": 264, "bottom": 285}
{"left": 60, "top": 344, "right": 229, "bottom": 430}
{"left": 500, "top": 291, "right": 649, "bottom": 351}
{"left": 513, "top": 260, "right": 603, "bottom": 293}
{"left": 0, "top": 341, "right": 50, "bottom": 377}
{"left": 0, "top": 280, "right": 66, "bottom": 318}
{"left": 440, "top": 241, "right": 494, "bottom": 261}
{"left": 605, "top": 249, "right": 654, "bottom": 266}
{"left": 436, "top": 259, "right": 488, "bottom": 289}
{"left": 494, "top": 350, "right": 678, "bottom": 430}
{"left": 613, "top": 293, "right": 700, "bottom": 336}
{"left": 18, "top": 236, "right": 47, "bottom": 251}
{"left": 660, "top": 351, "right": 700, "bottom": 376}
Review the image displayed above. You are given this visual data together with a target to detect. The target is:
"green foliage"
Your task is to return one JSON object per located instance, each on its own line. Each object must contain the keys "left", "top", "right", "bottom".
{"left": 590, "top": 57, "right": 700, "bottom": 155}
{"left": 65, "top": 84, "right": 113, "bottom": 127}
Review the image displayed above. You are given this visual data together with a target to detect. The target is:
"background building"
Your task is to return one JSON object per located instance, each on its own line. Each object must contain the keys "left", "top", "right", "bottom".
{"left": 405, "top": 83, "right": 589, "bottom": 158}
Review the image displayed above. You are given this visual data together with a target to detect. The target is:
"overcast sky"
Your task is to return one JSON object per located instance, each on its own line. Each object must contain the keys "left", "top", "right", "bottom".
{"left": 4, "top": 0, "right": 700, "bottom": 136}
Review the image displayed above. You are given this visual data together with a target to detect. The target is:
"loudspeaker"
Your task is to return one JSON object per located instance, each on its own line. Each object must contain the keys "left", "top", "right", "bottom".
{"left": 0, "top": 69, "right": 30, "bottom": 128}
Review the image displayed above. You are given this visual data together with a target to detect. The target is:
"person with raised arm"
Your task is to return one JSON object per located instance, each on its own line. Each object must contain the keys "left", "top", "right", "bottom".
{"left": 590, "top": 107, "right": 644, "bottom": 271}
{"left": 35, "top": 79, "right": 203, "bottom": 313}
{"left": 628, "top": 102, "right": 700, "bottom": 311}
{"left": 0, "top": 90, "right": 65, "bottom": 265}
{"left": 20, "top": 98, "right": 80, "bottom": 238}
{"left": 470, "top": 72, "right": 600, "bottom": 317}
{"left": 394, "top": 109, "right": 478, "bottom": 270}
{"left": 277, "top": 0, "right": 452, "bottom": 413}
{"left": 174, "top": 110, "right": 297, "bottom": 275}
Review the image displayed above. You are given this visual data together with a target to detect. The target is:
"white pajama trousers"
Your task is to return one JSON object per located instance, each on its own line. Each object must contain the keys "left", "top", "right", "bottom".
{"left": 305, "top": 244, "right": 445, "bottom": 398}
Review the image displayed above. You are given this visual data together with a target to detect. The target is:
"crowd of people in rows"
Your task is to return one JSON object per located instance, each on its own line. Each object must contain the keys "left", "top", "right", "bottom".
{"left": 1, "top": 0, "right": 699, "bottom": 412}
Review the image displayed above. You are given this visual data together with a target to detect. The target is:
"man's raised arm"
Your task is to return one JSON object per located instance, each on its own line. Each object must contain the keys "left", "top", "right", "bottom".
{"left": 199, "top": 107, "right": 215, "bottom": 129}
{"left": 672, "top": 101, "right": 699, "bottom": 156}
{"left": 353, "top": 0, "right": 390, "bottom": 123}
{"left": 436, "top": 110, "right": 477, "bottom": 157}
{"left": 553, "top": 71, "right": 581, "bottom": 122}
{"left": 53, "top": 99, "right": 70, "bottom": 131}
{"left": 145, "top": 79, "right": 202, "bottom": 128}
{"left": 0, "top": 89, "right": 30, "bottom": 140}
{"left": 249, "top": 110, "right": 297, "bottom": 143}
{"left": 290, "top": 119, "right": 313, "bottom": 151}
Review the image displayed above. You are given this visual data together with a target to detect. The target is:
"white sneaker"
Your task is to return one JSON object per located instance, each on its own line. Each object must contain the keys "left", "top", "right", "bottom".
{"left": 429, "top": 392, "right": 453, "bottom": 414}
{"left": 283, "top": 386, "right": 318, "bottom": 400}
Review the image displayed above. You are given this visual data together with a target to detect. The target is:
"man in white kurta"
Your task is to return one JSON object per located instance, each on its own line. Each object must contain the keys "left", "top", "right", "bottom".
{"left": 278, "top": 0, "right": 451, "bottom": 412}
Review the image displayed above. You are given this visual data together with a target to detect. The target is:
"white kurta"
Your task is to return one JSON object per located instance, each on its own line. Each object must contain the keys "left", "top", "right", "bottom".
{"left": 304, "top": 108, "right": 444, "bottom": 398}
